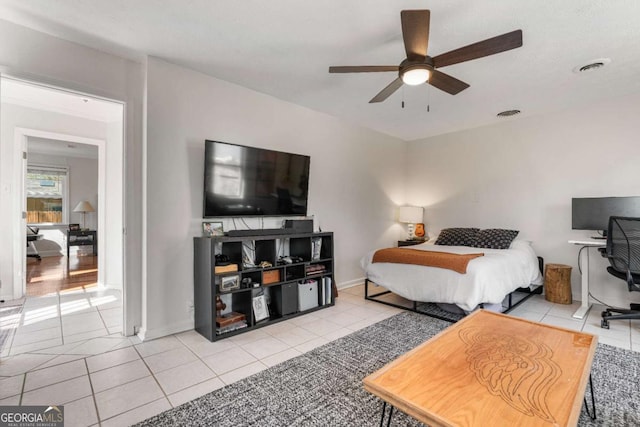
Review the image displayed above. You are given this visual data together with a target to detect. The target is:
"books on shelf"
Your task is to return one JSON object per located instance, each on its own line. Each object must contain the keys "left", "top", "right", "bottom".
{"left": 306, "top": 264, "right": 327, "bottom": 275}
{"left": 216, "top": 321, "right": 248, "bottom": 335}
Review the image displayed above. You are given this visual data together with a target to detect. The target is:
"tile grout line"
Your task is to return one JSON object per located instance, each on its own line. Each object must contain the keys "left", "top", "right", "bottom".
{"left": 84, "top": 357, "right": 102, "bottom": 426}
{"left": 17, "top": 358, "right": 89, "bottom": 395}
{"left": 57, "top": 291, "right": 65, "bottom": 346}
{"left": 94, "top": 298, "right": 111, "bottom": 334}
{"left": 18, "top": 372, "right": 26, "bottom": 406}
{"left": 98, "top": 397, "right": 168, "bottom": 425}
{"left": 130, "top": 344, "right": 173, "bottom": 410}
{"left": 165, "top": 333, "right": 227, "bottom": 400}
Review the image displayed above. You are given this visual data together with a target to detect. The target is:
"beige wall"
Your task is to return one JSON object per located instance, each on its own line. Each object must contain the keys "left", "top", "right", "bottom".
{"left": 406, "top": 92, "right": 640, "bottom": 307}
{"left": 143, "top": 57, "right": 407, "bottom": 339}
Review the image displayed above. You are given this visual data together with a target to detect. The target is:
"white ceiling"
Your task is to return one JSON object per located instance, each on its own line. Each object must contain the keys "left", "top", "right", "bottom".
{"left": 28, "top": 136, "right": 98, "bottom": 160}
{"left": 1, "top": 0, "right": 640, "bottom": 141}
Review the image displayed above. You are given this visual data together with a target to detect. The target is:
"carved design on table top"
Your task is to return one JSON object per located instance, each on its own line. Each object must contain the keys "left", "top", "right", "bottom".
{"left": 459, "top": 327, "right": 562, "bottom": 424}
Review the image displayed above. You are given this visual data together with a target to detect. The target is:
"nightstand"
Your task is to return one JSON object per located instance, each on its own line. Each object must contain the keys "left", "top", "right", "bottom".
{"left": 398, "top": 240, "right": 426, "bottom": 247}
{"left": 67, "top": 230, "right": 97, "bottom": 257}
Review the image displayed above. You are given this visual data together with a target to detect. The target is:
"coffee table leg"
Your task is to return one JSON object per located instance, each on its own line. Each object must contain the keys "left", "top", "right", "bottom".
{"left": 378, "top": 402, "right": 395, "bottom": 427}
{"left": 583, "top": 374, "right": 596, "bottom": 420}
{"left": 379, "top": 402, "right": 387, "bottom": 427}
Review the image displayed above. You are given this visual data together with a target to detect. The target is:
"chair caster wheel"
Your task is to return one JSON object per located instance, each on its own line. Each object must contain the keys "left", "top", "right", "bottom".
{"left": 601, "top": 319, "right": 609, "bottom": 329}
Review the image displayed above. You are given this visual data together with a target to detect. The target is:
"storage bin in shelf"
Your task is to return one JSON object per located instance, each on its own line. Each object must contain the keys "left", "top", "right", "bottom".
{"left": 262, "top": 268, "right": 282, "bottom": 285}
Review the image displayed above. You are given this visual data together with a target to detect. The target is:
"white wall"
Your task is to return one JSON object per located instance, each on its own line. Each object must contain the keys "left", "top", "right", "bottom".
{"left": 143, "top": 57, "right": 406, "bottom": 339}
{"left": 0, "top": 19, "right": 143, "bottom": 333}
{"left": 406, "top": 92, "right": 640, "bottom": 308}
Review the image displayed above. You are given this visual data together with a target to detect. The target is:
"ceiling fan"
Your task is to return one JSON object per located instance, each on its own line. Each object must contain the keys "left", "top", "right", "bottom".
{"left": 329, "top": 10, "right": 523, "bottom": 103}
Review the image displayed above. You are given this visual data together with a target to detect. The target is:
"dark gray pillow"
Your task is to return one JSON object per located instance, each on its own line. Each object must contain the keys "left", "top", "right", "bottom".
{"left": 435, "top": 228, "right": 479, "bottom": 246}
{"left": 473, "top": 229, "right": 519, "bottom": 249}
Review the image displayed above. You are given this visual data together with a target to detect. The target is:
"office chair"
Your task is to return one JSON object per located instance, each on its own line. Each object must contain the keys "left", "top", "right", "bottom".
{"left": 26, "top": 226, "right": 42, "bottom": 261}
{"left": 601, "top": 216, "right": 640, "bottom": 329}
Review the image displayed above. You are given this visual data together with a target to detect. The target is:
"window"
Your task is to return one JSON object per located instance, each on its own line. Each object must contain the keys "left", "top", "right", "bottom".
{"left": 213, "top": 144, "right": 244, "bottom": 198}
{"left": 26, "top": 166, "right": 68, "bottom": 225}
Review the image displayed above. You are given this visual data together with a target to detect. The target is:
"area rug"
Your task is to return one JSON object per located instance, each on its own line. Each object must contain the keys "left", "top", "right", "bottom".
{"left": 416, "top": 302, "right": 465, "bottom": 322}
{"left": 137, "top": 312, "right": 640, "bottom": 426}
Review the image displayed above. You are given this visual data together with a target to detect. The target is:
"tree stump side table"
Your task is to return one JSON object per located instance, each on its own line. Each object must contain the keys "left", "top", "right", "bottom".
{"left": 544, "top": 263, "right": 572, "bottom": 304}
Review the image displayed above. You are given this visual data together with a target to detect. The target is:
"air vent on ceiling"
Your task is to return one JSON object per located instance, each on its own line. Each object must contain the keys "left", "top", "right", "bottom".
{"left": 573, "top": 58, "right": 611, "bottom": 74}
{"left": 496, "top": 109, "right": 521, "bottom": 117}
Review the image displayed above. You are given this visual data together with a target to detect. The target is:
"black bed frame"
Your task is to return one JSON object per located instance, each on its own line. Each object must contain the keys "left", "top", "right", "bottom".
{"left": 364, "top": 256, "right": 544, "bottom": 323}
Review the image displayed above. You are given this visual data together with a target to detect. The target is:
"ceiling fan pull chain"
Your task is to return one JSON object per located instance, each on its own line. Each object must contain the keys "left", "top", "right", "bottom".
{"left": 427, "top": 84, "right": 431, "bottom": 112}
{"left": 402, "top": 86, "right": 405, "bottom": 108}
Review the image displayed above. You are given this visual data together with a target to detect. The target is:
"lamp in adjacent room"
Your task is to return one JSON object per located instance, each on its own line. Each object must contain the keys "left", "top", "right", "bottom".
{"left": 398, "top": 206, "right": 424, "bottom": 240}
{"left": 73, "top": 200, "right": 94, "bottom": 230}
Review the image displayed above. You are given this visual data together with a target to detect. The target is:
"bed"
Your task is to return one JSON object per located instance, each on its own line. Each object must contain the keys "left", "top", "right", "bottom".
{"left": 360, "top": 229, "right": 543, "bottom": 316}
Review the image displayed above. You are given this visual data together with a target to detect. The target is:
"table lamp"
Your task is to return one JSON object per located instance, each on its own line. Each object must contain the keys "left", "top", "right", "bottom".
{"left": 73, "top": 200, "right": 94, "bottom": 230}
{"left": 398, "top": 206, "right": 423, "bottom": 240}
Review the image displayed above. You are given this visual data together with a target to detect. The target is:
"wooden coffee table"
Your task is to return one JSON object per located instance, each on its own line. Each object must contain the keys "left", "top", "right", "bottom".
{"left": 364, "top": 310, "right": 598, "bottom": 427}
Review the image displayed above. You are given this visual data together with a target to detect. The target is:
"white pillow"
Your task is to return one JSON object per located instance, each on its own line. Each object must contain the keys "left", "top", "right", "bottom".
{"left": 509, "top": 238, "right": 532, "bottom": 249}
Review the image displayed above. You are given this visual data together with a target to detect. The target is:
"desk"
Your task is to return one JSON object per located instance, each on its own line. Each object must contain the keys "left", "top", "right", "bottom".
{"left": 364, "top": 310, "right": 597, "bottom": 427}
{"left": 569, "top": 239, "right": 606, "bottom": 319}
{"left": 67, "top": 230, "right": 97, "bottom": 257}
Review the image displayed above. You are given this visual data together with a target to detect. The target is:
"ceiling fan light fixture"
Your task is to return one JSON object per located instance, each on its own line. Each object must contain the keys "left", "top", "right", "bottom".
{"left": 401, "top": 67, "right": 431, "bottom": 86}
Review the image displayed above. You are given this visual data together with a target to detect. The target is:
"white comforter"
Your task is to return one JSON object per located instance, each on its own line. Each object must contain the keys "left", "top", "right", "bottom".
{"left": 360, "top": 240, "right": 543, "bottom": 312}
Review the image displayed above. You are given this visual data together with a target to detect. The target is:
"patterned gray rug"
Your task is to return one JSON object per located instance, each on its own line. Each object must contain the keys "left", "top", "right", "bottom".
{"left": 137, "top": 312, "right": 640, "bottom": 426}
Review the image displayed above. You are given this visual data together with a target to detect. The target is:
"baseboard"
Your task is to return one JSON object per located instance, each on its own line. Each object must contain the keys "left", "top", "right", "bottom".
{"left": 338, "top": 277, "right": 365, "bottom": 290}
{"left": 35, "top": 250, "right": 63, "bottom": 258}
{"left": 137, "top": 319, "right": 194, "bottom": 342}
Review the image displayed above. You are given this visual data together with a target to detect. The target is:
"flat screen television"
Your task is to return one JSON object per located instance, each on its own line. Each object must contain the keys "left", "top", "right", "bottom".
{"left": 572, "top": 196, "right": 640, "bottom": 235}
{"left": 204, "top": 140, "right": 310, "bottom": 217}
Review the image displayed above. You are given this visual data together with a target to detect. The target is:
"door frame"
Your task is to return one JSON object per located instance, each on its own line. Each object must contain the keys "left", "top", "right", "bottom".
{"left": 3, "top": 73, "right": 130, "bottom": 335}
{"left": 14, "top": 127, "right": 107, "bottom": 291}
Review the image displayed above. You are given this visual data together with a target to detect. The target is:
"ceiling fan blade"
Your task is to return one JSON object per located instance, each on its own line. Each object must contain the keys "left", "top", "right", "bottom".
{"left": 369, "top": 78, "right": 404, "bottom": 103}
{"left": 429, "top": 70, "right": 470, "bottom": 95}
{"left": 329, "top": 66, "right": 399, "bottom": 73}
{"left": 432, "top": 29, "right": 522, "bottom": 69}
{"left": 401, "top": 10, "right": 430, "bottom": 61}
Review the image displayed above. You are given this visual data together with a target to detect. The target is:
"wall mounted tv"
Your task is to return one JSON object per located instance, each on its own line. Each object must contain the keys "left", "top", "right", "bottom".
{"left": 204, "top": 140, "right": 310, "bottom": 217}
{"left": 572, "top": 196, "right": 640, "bottom": 235}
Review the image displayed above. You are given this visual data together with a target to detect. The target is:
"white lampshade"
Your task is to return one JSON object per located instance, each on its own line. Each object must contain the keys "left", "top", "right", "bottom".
{"left": 398, "top": 206, "right": 423, "bottom": 224}
{"left": 73, "top": 201, "right": 95, "bottom": 230}
{"left": 73, "top": 201, "right": 95, "bottom": 213}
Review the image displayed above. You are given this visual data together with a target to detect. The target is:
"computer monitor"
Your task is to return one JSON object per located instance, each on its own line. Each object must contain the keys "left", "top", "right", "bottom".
{"left": 572, "top": 196, "right": 640, "bottom": 236}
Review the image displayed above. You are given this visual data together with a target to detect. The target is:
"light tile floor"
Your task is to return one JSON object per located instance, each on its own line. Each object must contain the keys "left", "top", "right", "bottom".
{"left": 1, "top": 284, "right": 639, "bottom": 426}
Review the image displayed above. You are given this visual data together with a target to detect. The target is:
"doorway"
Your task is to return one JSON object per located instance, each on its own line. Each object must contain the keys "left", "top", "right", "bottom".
{"left": 1, "top": 76, "right": 126, "bottom": 355}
